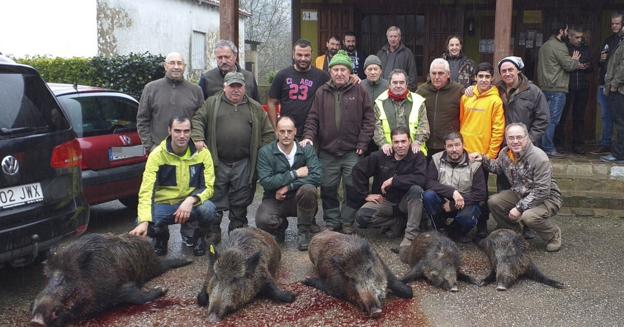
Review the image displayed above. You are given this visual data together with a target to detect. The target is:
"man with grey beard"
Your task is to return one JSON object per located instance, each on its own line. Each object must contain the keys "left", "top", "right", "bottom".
{"left": 137, "top": 52, "right": 205, "bottom": 248}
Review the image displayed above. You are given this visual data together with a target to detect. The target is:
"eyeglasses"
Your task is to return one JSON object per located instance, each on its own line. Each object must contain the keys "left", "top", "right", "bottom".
{"left": 506, "top": 135, "right": 526, "bottom": 141}
{"left": 166, "top": 61, "right": 185, "bottom": 66}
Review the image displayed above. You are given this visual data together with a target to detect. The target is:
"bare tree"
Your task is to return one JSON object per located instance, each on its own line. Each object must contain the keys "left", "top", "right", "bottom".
{"left": 241, "top": 0, "right": 291, "bottom": 85}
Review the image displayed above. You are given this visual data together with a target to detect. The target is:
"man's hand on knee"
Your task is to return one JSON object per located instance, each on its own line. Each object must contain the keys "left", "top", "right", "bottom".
{"left": 129, "top": 221, "right": 149, "bottom": 237}
{"left": 174, "top": 197, "right": 195, "bottom": 224}
{"left": 365, "top": 194, "right": 384, "bottom": 204}
{"left": 508, "top": 207, "right": 522, "bottom": 221}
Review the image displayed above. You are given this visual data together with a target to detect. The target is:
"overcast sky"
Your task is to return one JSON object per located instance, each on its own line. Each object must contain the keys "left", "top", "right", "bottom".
{"left": 1, "top": 0, "right": 97, "bottom": 57}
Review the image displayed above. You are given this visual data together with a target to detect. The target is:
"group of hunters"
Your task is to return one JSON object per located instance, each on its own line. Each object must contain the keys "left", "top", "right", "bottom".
{"left": 127, "top": 12, "right": 624, "bottom": 257}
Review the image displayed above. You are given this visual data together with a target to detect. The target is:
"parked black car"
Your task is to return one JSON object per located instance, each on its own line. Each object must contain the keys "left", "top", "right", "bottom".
{"left": 0, "top": 55, "right": 89, "bottom": 267}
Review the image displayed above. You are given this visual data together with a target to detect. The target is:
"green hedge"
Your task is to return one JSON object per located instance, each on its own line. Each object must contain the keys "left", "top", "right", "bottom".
{"left": 14, "top": 52, "right": 166, "bottom": 100}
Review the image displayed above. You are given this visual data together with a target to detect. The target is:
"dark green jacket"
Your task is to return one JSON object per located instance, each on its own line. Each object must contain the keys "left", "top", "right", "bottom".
{"left": 256, "top": 142, "right": 321, "bottom": 199}
{"left": 416, "top": 80, "right": 463, "bottom": 150}
{"left": 191, "top": 91, "right": 274, "bottom": 184}
{"left": 537, "top": 36, "right": 580, "bottom": 93}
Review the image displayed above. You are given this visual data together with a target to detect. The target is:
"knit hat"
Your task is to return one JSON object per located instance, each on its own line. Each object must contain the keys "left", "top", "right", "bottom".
{"left": 497, "top": 56, "right": 525, "bottom": 72}
{"left": 363, "top": 55, "right": 382, "bottom": 70}
{"left": 224, "top": 72, "right": 245, "bottom": 85}
{"left": 328, "top": 50, "right": 353, "bottom": 71}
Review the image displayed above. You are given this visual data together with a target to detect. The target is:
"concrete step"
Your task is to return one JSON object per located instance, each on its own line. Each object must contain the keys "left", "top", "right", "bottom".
{"left": 485, "top": 155, "right": 624, "bottom": 216}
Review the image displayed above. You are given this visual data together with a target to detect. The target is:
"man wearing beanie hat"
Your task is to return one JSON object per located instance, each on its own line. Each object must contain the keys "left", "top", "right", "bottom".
{"left": 361, "top": 55, "right": 389, "bottom": 104}
{"left": 301, "top": 50, "right": 376, "bottom": 234}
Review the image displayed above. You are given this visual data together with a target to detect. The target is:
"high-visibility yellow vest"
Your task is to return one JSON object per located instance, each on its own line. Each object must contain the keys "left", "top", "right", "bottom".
{"left": 375, "top": 90, "right": 428, "bottom": 155}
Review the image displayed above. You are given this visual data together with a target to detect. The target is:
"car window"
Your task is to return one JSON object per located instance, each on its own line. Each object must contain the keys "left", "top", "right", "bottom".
{"left": 57, "top": 95, "right": 138, "bottom": 137}
{"left": 0, "top": 72, "right": 69, "bottom": 136}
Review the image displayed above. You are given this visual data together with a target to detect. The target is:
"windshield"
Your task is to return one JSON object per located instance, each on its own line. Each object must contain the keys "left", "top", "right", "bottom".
{"left": 56, "top": 95, "right": 138, "bottom": 137}
{"left": 0, "top": 72, "right": 69, "bottom": 135}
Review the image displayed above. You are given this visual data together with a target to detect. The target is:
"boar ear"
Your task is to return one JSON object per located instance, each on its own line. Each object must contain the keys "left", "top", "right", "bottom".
{"left": 246, "top": 252, "right": 261, "bottom": 273}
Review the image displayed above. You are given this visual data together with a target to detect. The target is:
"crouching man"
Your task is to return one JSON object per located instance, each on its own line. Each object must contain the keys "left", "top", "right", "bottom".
{"left": 473, "top": 123, "right": 562, "bottom": 252}
{"left": 129, "top": 116, "right": 217, "bottom": 256}
{"left": 423, "top": 133, "right": 486, "bottom": 243}
{"left": 347, "top": 127, "right": 427, "bottom": 248}
{"left": 256, "top": 116, "right": 321, "bottom": 251}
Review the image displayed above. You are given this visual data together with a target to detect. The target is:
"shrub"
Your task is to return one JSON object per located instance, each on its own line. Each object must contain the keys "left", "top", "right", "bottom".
{"left": 14, "top": 52, "right": 166, "bottom": 100}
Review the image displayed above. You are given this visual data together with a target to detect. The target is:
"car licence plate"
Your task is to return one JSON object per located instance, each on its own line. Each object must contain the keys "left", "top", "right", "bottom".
{"left": 109, "top": 145, "right": 145, "bottom": 161}
{"left": 0, "top": 183, "right": 44, "bottom": 209}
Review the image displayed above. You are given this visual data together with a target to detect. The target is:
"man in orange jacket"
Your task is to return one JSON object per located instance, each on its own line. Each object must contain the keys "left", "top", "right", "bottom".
{"left": 459, "top": 62, "right": 505, "bottom": 239}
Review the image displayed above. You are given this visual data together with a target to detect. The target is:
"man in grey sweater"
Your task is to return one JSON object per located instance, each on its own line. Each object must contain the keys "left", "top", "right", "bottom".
{"left": 136, "top": 52, "right": 205, "bottom": 247}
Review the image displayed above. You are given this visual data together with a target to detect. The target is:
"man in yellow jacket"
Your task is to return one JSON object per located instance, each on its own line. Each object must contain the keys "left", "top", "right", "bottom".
{"left": 459, "top": 62, "right": 505, "bottom": 238}
{"left": 129, "top": 116, "right": 217, "bottom": 257}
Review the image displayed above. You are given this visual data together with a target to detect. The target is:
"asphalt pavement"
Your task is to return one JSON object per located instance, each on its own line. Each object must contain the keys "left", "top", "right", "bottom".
{"left": 1, "top": 195, "right": 623, "bottom": 326}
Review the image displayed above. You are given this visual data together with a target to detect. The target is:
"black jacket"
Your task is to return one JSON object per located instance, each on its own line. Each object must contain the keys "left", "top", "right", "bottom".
{"left": 600, "top": 33, "right": 624, "bottom": 85}
{"left": 567, "top": 43, "right": 592, "bottom": 91}
{"left": 347, "top": 150, "right": 427, "bottom": 208}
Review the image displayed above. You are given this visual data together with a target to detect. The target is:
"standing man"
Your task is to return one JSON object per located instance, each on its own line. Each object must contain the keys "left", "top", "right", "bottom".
{"left": 601, "top": 24, "right": 624, "bottom": 164}
{"left": 344, "top": 32, "right": 366, "bottom": 79}
{"left": 198, "top": 39, "right": 259, "bottom": 101}
{"left": 267, "top": 39, "right": 330, "bottom": 138}
{"left": 129, "top": 116, "right": 217, "bottom": 257}
{"left": 192, "top": 72, "right": 274, "bottom": 240}
{"left": 476, "top": 123, "right": 563, "bottom": 252}
{"left": 459, "top": 62, "right": 505, "bottom": 238}
{"left": 315, "top": 36, "right": 341, "bottom": 72}
{"left": 377, "top": 26, "right": 418, "bottom": 91}
{"left": 256, "top": 116, "right": 321, "bottom": 251}
{"left": 593, "top": 12, "right": 624, "bottom": 155}
{"left": 136, "top": 52, "right": 205, "bottom": 248}
{"left": 301, "top": 50, "right": 375, "bottom": 234}
{"left": 416, "top": 58, "right": 463, "bottom": 156}
{"left": 556, "top": 27, "right": 592, "bottom": 154}
{"left": 537, "top": 21, "right": 582, "bottom": 157}
{"left": 373, "top": 69, "right": 429, "bottom": 156}
{"left": 361, "top": 55, "right": 388, "bottom": 104}
{"left": 423, "top": 133, "right": 486, "bottom": 243}
{"left": 348, "top": 127, "right": 427, "bottom": 246}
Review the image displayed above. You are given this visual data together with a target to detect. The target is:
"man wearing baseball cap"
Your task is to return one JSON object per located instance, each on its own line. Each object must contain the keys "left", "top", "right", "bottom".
{"left": 301, "top": 50, "right": 376, "bottom": 234}
{"left": 192, "top": 72, "right": 275, "bottom": 240}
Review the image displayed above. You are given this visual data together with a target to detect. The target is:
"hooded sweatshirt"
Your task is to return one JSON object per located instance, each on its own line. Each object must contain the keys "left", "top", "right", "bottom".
{"left": 460, "top": 86, "right": 505, "bottom": 159}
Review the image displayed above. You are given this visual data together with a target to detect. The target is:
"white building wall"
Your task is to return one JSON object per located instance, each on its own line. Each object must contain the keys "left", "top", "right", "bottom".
{"left": 104, "top": 0, "right": 245, "bottom": 72}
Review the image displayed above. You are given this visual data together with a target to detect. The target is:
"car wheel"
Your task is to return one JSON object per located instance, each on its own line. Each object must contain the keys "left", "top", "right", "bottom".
{"left": 119, "top": 196, "right": 139, "bottom": 209}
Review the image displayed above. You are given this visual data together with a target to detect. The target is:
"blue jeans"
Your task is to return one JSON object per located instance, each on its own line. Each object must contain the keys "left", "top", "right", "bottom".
{"left": 422, "top": 191, "right": 480, "bottom": 235}
{"left": 152, "top": 200, "right": 217, "bottom": 227}
{"left": 598, "top": 86, "right": 613, "bottom": 147}
{"left": 541, "top": 91, "right": 567, "bottom": 153}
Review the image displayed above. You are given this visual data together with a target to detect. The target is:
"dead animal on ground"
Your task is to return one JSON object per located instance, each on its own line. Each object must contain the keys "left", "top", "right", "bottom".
{"left": 399, "top": 231, "right": 479, "bottom": 292}
{"left": 304, "top": 230, "right": 413, "bottom": 318}
{"left": 31, "top": 233, "right": 192, "bottom": 327}
{"left": 196, "top": 227, "right": 295, "bottom": 322}
{"left": 479, "top": 229, "right": 566, "bottom": 290}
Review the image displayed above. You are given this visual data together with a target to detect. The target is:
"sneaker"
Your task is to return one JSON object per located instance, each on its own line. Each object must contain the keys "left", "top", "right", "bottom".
{"left": 523, "top": 228, "right": 536, "bottom": 240}
{"left": 297, "top": 232, "right": 311, "bottom": 251}
{"left": 182, "top": 235, "right": 196, "bottom": 247}
{"left": 546, "top": 227, "right": 562, "bottom": 252}
{"left": 341, "top": 224, "right": 355, "bottom": 235}
{"left": 193, "top": 236, "right": 207, "bottom": 256}
{"left": 591, "top": 146, "right": 611, "bottom": 154}
{"left": 545, "top": 151, "right": 565, "bottom": 158}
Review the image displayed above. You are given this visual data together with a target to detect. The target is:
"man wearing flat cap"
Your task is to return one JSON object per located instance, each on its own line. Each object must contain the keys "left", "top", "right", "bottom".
{"left": 301, "top": 50, "right": 376, "bottom": 234}
{"left": 192, "top": 72, "right": 275, "bottom": 239}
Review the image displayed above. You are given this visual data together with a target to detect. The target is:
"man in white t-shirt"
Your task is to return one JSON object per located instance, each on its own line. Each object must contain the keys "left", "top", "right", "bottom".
{"left": 255, "top": 116, "right": 322, "bottom": 250}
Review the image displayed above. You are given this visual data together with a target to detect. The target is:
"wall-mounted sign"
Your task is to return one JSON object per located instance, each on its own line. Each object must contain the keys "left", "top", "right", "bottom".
{"left": 302, "top": 10, "right": 318, "bottom": 21}
{"left": 523, "top": 10, "right": 542, "bottom": 25}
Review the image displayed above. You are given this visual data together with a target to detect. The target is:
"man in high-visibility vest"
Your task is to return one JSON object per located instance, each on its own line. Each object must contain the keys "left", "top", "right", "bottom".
{"left": 373, "top": 69, "right": 429, "bottom": 156}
